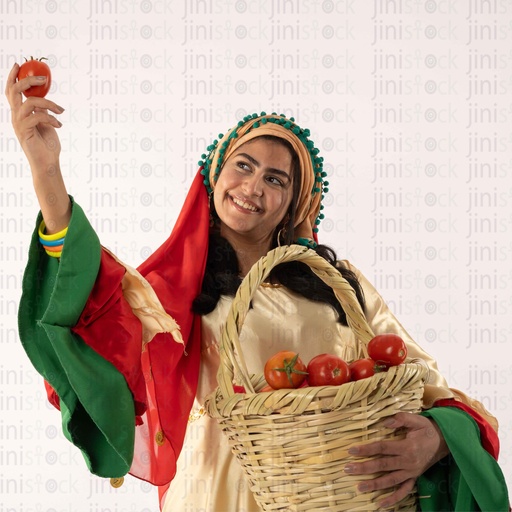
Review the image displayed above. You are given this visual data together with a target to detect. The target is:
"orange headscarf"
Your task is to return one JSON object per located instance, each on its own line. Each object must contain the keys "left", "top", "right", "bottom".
{"left": 201, "top": 112, "right": 327, "bottom": 242}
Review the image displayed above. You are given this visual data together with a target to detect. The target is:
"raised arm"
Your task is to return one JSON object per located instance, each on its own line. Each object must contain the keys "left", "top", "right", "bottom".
{"left": 5, "top": 62, "right": 69, "bottom": 233}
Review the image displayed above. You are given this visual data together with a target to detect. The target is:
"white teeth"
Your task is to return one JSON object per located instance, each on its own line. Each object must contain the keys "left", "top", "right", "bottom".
{"left": 232, "top": 197, "right": 258, "bottom": 212}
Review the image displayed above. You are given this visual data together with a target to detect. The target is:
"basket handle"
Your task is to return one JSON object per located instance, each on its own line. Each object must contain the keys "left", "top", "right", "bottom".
{"left": 217, "top": 245, "right": 375, "bottom": 398}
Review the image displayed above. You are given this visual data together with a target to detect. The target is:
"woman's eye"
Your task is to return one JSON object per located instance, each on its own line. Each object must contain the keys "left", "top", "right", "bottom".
{"left": 237, "top": 162, "right": 250, "bottom": 171}
{"left": 266, "top": 176, "right": 284, "bottom": 186}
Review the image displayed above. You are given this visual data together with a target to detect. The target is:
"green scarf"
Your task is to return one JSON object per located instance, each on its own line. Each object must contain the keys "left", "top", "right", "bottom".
{"left": 419, "top": 407, "right": 509, "bottom": 511}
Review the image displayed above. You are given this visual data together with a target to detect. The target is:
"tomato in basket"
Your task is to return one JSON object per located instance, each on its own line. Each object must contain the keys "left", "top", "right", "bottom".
{"left": 264, "top": 351, "right": 308, "bottom": 389}
{"left": 349, "top": 358, "right": 381, "bottom": 381}
{"left": 306, "top": 353, "right": 350, "bottom": 387}
{"left": 367, "top": 334, "right": 407, "bottom": 368}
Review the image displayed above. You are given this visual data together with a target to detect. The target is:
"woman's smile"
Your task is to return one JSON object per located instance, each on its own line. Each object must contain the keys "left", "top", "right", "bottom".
{"left": 229, "top": 194, "right": 262, "bottom": 213}
{"left": 213, "top": 137, "right": 293, "bottom": 247}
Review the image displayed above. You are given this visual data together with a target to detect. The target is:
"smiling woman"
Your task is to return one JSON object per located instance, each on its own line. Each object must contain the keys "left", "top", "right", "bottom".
{"left": 4, "top": 63, "right": 509, "bottom": 512}
{"left": 213, "top": 138, "right": 294, "bottom": 274}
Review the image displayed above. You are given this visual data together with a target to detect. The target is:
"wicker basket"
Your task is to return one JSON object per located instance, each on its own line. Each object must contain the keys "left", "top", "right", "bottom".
{"left": 204, "top": 245, "right": 427, "bottom": 511}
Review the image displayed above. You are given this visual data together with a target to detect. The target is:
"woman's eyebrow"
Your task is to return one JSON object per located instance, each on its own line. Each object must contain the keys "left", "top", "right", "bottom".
{"left": 236, "top": 152, "right": 291, "bottom": 180}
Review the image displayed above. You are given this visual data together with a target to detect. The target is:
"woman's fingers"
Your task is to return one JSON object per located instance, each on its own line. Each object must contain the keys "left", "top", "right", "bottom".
{"left": 4, "top": 63, "right": 43, "bottom": 101}
{"left": 378, "top": 478, "right": 416, "bottom": 509}
{"left": 356, "top": 471, "right": 416, "bottom": 508}
{"left": 5, "top": 63, "right": 22, "bottom": 107}
{"left": 357, "top": 470, "right": 410, "bottom": 493}
{"left": 18, "top": 97, "right": 65, "bottom": 118}
{"left": 348, "top": 438, "right": 406, "bottom": 459}
{"left": 11, "top": 72, "right": 47, "bottom": 95}
{"left": 5, "top": 64, "right": 65, "bottom": 145}
{"left": 6, "top": 63, "right": 64, "bottom": 114}
{"left": 342, "top": 413, "right": 450, "bottom": 507}
{"left": 345, "top": 452, "right": 414, "bottom": 477}
{"left": 20, "top": 111, "right": 62, "bottom": 131}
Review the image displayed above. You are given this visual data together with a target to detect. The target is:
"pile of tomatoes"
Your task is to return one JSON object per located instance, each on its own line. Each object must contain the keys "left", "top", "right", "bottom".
{"left": 261, "top": 334, "right": 407, "bottom": 391}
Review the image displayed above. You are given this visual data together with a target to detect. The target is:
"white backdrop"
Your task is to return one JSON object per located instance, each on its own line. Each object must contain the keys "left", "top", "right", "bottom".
{"left": 1, "top": 1, "right": 511, "bottom": 510}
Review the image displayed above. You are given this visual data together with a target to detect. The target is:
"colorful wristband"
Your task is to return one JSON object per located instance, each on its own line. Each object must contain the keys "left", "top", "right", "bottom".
{"left": 42, "top": 244, "right": 64, "bottom": 253}
{"left": 45, "top": 249, "right": 63, "bottom": 258}
{"left": 38, "top": 220, "right": 68, "bottom": 241}
{"left": 38, "top": 220, "right": 68, "bottom": 258}
{"left": 39, "top": 237, "right": 65, "bottom": 247}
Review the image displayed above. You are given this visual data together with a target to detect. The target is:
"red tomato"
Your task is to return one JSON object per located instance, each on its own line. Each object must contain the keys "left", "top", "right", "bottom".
{"left": 349, "top": 358, "right": 377, "bottom": 381}
{"left": 17, "top": 57, "right": 52, "bottom": 98}
{"left": 306, "top": 353, "right": 350, "bottom": 387}
{"left": 367, "top": 334, "right": 407, "bottom": 368}
{"left": 264, "top": 351, "right": 308, "bottom": 390}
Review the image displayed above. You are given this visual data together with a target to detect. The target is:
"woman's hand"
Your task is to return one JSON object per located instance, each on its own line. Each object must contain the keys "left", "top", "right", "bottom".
{"left": 5, "top": 62, "right": 70, "bottom": 232}
{"left": 344, "top": 412, "right": 449, "bottom": 509}
{"left": 6, "top": 62, "right": 64, "bottom": 169}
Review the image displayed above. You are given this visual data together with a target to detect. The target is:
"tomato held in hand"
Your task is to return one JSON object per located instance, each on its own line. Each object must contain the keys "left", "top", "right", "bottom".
{"left": 367, "top": 334, "right": 407, "bottom": 368}
{"left": 349, "top": 358, "right": 378, "bottom": 381}
{"left": 264, "top": 351, "right": 308, "bottom": 390}
{"left": 307, "top": 353, "right": 350, "bottom": 387}
{"left": 17, "top": 56, "right": 52, "bottom": 98}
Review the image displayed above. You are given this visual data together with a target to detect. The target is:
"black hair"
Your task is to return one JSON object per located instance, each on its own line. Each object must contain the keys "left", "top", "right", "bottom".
{"left": 191, "top": 232, "right": 365, "bottom": 325}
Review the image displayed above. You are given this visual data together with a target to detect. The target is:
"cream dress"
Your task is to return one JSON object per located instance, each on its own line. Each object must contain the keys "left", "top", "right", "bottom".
{"left": 161, "top": 262, "right": 494, "bottom": 512}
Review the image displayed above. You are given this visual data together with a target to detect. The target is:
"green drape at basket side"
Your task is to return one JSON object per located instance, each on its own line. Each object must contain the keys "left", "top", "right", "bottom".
{"left": 418, "top": 407, "right": 509, "bottom": 512}
{"left": 18, "top": 200, "right": 135, "bottom": 477}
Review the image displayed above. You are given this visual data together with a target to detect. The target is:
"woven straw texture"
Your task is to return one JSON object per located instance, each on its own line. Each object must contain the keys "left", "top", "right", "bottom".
{"left": 204, "top": 245, "right": 427, "bottom": 511}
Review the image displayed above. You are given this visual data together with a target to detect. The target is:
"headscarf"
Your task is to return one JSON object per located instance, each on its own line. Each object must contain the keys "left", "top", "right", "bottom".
{"left": 200, "top": 112, "right": 327, "bottom": 242}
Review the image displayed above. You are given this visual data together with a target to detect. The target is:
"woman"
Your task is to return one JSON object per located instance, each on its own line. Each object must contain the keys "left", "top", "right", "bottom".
{"left": 6, "top": 64, "right": 509, "bottom": 511}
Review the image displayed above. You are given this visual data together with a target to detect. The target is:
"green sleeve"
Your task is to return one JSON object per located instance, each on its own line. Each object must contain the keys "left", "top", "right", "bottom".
{"left": 18, "top": 198, "right": 135, "bottom": 477}
{"left": 419, "top": 407, "right": 509, "bottom": 512}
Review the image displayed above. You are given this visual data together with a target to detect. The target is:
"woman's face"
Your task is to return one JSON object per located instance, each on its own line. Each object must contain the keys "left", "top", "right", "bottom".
{"left": 213, "top": 137, "right": 294, "bottom": 246}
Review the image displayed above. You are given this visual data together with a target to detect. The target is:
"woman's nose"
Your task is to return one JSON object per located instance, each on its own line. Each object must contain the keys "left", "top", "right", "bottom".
{"left": 241, "top": 175, "right": 263, "bottom": 196}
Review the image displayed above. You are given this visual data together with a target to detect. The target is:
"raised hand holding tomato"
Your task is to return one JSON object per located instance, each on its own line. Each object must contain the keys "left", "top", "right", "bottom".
{"left": 264, "top": 351, "right": 308, "bottom": 389}
{"left": 6, "top": 59, "right": 70, "bottom": 234}
{"left": 17, "top": 57, "right": 52, "bottom": 98}
{"left": 367, "top": 334, "right": 407, "bottom": 368}
{"left": 307, "top": 353, "right": 350, "bottom": 387}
